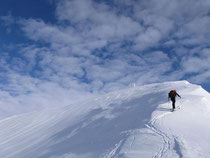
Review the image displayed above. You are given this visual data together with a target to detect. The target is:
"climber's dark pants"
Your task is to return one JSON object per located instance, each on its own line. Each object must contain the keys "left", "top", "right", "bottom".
{"left": 171, "top": 98, "right": 176, "bottom": 109}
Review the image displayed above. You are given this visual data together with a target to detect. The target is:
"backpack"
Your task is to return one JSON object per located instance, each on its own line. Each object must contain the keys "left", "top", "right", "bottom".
{"left": 169, "top": 90, "right": 176, "bottom": 98}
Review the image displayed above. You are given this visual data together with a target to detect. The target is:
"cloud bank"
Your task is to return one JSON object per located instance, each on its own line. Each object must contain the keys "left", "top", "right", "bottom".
{"left": 1, "top": 0, "right": 210, "bottom": 116}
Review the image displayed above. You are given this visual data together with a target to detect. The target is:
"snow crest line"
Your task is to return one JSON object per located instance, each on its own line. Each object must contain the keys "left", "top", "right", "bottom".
{"left": 146, "top": 112, "right": 172, "bottom": 158}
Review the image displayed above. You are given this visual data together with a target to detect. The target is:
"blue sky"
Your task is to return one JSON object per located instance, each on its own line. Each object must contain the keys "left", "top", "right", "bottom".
{"left": 0, "top": 0, "right": 210, "bottom": 109}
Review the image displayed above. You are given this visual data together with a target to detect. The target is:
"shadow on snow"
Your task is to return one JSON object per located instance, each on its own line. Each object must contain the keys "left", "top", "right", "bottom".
{"left": 38, "top": 92, "right": 167, "bottom": 158}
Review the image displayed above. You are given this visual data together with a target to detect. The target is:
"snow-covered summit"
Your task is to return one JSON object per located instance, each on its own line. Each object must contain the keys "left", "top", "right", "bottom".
{"left": 0, "top": 80, "right": 210, "bottom": 158}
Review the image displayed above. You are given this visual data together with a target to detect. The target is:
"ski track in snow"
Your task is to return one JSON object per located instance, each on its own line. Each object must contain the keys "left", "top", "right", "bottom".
{"left": 106, "top": 139, "right": 126, "bottom": 158}
{"left": 106, "top": 108, "right": 183, "bottom": 158}
{"left": 146, "top": 111, "right": 182, "bottom": 158}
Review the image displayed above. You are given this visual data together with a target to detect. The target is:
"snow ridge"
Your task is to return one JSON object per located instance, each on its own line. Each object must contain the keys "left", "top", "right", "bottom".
{"left": 0, "top": 81, "right": 210, "bottom": 158}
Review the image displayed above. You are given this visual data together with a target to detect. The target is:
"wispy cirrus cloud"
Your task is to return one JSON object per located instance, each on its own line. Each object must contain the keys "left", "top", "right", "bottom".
{"left": 0, "top": 12, "right": 16, "bottom": 33}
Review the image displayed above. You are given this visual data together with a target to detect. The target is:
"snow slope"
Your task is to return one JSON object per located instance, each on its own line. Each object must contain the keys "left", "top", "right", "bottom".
{"left": 0, "top": 81, "right": 210, "bottom": 158}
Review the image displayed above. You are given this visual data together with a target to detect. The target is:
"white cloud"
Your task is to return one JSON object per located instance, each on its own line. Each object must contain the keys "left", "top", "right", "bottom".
{"left": 86, "top": 65, "right": 123, "bottom": 82}
{"left": 1, "top": 0, "right": 210, "bottom": 118}
{"left": 0, "top": 12, "right": 15, "bottom": 33}
{"left": 56, "top": 0, "right": 94, "bottom": 22}
{"left": 134, "top": 27, "right": 162, "bottom": 50}
{"left": 181, "top": 48, "right": 210, "bottom": 82}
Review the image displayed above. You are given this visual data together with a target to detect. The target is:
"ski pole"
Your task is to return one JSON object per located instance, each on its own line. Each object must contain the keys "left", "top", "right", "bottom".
{"left": 179, "top": 98, "right": 183, "bottom": 108}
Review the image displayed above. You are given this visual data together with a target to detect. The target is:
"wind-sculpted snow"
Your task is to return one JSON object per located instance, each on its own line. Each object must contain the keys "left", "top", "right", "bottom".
{"left": 0, "top": 81, "right": 210, "bottom": 158}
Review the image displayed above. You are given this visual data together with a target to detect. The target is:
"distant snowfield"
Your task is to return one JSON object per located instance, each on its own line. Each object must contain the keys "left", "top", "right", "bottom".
{"left": 0, "top": 81, "right": 210, "bottom": 158}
